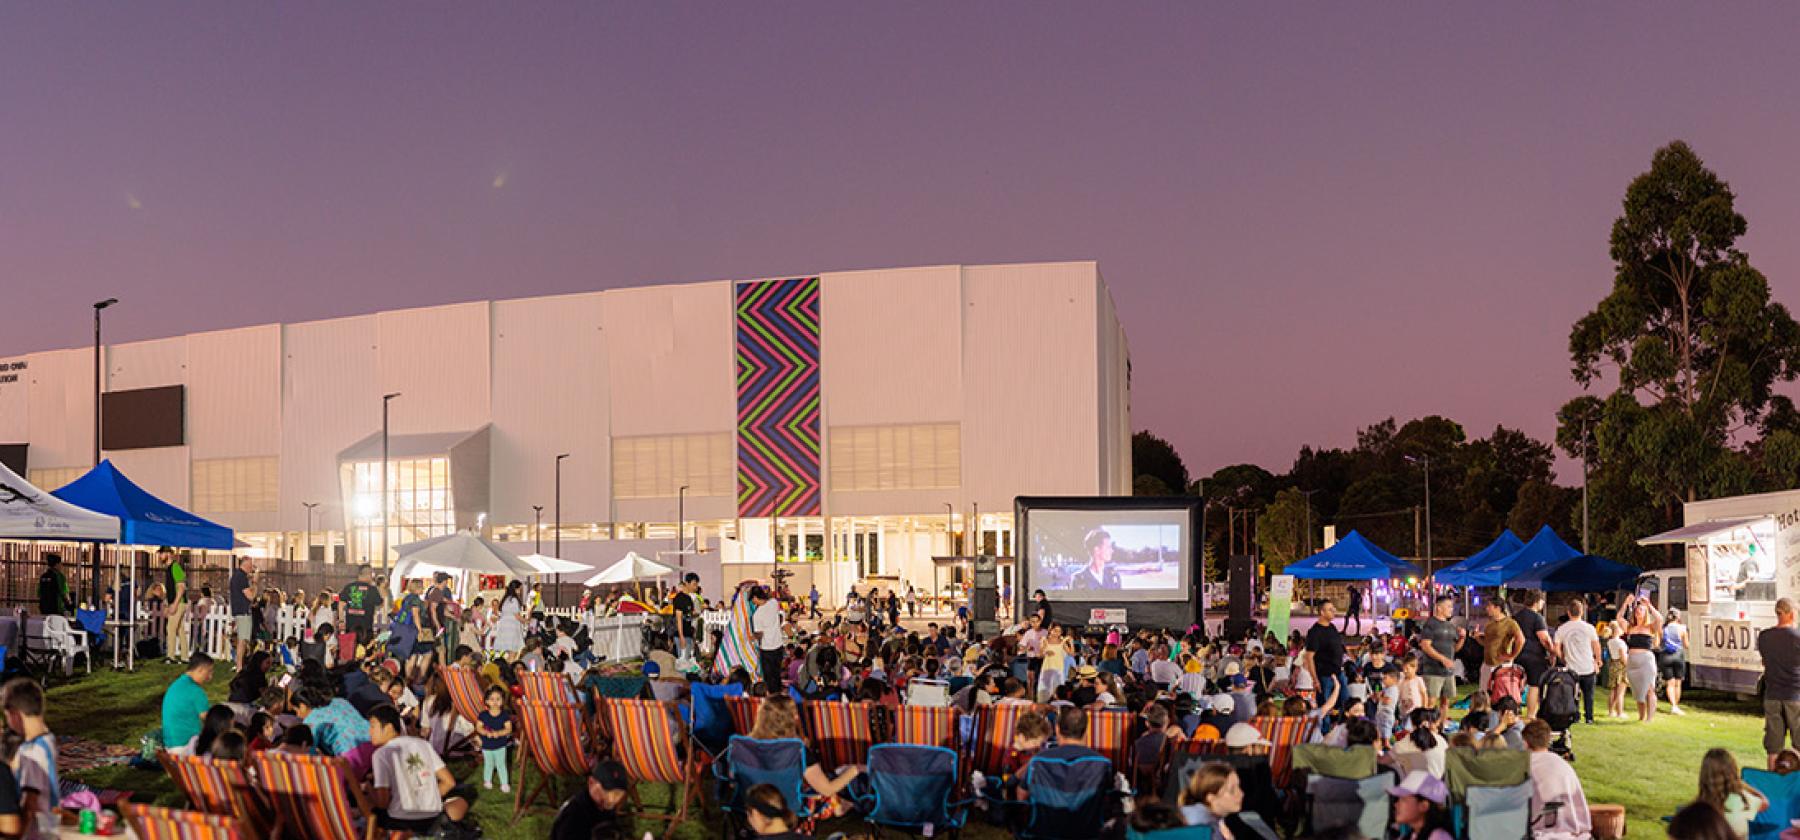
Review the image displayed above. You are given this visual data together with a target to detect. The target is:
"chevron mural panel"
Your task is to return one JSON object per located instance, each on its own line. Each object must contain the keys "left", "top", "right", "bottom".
{"left": 736, "top": 277, "right": 822, "bottom": 517}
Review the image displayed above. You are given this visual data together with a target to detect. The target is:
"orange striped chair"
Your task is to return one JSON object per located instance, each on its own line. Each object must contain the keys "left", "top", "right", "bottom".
{"left": 1176, "top": 738, "right": 1228, "bottom": 757}
{"left": 607, "top": 698, "right": 703, "bottom": 835}
{"left": 252, "top": 750, "right": 383, "bottom": 840}
{"left": 724, "top": 694, "right": 764, "bottom": 737}
{"left": 970, "top": 704, "right": 1033, "bottom": 776}
{"left": 513, "top": 699, "right": 593, "bottom": 818}
{"left": 519, "top": 670, "right": 578, "bottom": 705}
{"left": 895, "top": 705, "right": 961, "bottom": 751}
{"left": 801, "top": 700, "right": 877, "bottom": 772}
{"left": 122, "top": 803, "right": 248, "bottom": 840}
{"left": 1078, "top": 708, "right": 1136, "bottom": 771}
{"left": 442, "top": 665, "right": 488, "bottom": 724}
{"left": 1249, "top": 714, "right": 1315, "bottom": 788}
{"left": 158, "top": 751, "right": 275, "bottom": 838}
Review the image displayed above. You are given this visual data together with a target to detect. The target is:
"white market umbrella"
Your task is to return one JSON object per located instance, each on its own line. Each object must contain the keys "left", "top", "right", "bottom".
{"left": 388, "top": 533, "right": 537, "bottom": 599}
{"left": 582, "top": 551, "right": 678, "bottom": 586}
{"left": 518, "top": 553, "right": 592, "bottom": 575}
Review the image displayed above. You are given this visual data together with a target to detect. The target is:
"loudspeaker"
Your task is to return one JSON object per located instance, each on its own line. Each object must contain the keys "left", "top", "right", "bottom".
{"left": 1228, "top": 555, "right": 1257, "bottom": 622}
{"left": 971, "top": 555, "right": 999, "bottom": 637}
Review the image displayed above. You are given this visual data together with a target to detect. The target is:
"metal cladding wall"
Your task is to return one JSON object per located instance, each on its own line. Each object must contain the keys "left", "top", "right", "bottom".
{"left": 490, "top": 292, "right": 610, "bottom": 526}
{"left": 280, "top": 315, "right": 381, "bottom": 533}
{"left": 25, "top": 349, "right": 94, "bottom": 471}
{"left": 735, "top": 277, "right": 822, "bottom": 518}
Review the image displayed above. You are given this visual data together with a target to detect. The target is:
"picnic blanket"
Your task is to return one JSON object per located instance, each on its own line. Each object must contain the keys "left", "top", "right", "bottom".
{"left": 59, "top": 736, "right": 136, "bottom": 774}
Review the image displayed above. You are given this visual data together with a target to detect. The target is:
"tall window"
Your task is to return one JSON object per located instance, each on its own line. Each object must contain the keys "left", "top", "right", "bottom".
{"left": 343, "top": 457, "right": 454, "bottom": 566}
{"left": 828, "top": 423, "right": 961, "bottom": 491}
{"left": 191, "top": 457, "right": 279, "bottom": 513}
{"left": 612, "top": 433, "right": 733, "bottom": 499}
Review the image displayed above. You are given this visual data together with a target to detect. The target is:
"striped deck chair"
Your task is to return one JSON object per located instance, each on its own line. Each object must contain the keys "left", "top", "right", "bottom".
{"left": 971, "top": 704, "right": 1033, "bottom": 776}
{"left": 519, "top": 669, "right": 578, "bottom": 704}
{"left": 1250, "top": 715, "right": 1314, "bottom": 788}
{"left": 1177, "top": 738, "right": 1228, "bottom": 757}
{"left": 607, "top": 698, "right": 703, "bottom": 834}
{"left": 158, "top": 751, "right": 275, "bottom": 838}
{"left": 802, "top": 700, "right": 876, "bottom": 772}
{"left": 442, "top": 665, "right": 488, "bottom": 724}
{"left": 1077, "top": 708, "right": 1135, "bottom": 771}
{"left": 122, "top": 803, "right": 248, "bottom": 840}
{"left": 895, "top": 704, "right": 961, "bottom": 751}
{"left": 515, "top": 699, "right": 593, "bottom": 818}
{"left": 724, "top": 694, "right": 765, "bottom": 737}
{"left": 252, "top": 750, "right": 382, "bottom": 840}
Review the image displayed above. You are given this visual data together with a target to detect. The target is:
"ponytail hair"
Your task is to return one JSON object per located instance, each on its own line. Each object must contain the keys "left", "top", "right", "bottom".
{"left": 1409, "top": 707, "right": 1441, "bottom": 751}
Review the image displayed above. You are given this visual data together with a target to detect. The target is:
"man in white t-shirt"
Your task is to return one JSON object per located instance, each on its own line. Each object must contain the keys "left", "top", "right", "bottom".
{"left": 751, "top": 587, "right": 787, "bottom": 694}
{"left": 367, "top": 706, "right": 475, "bottom": 833}
{"left": 1552, "top": 599, "right": 1603, "bottom": 725}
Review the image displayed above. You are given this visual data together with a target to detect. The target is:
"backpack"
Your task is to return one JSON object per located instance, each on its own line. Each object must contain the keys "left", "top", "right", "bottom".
{"left": 1538, "top": 667, "right": 1580, "bottom": 730}
{"left": 1487, "top": 663, "right": 1525, "bottom": 705}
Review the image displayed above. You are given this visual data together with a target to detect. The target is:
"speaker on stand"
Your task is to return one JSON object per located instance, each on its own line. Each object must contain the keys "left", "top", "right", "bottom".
{"left": 1224, "top": 554, "right": 1259, "bottom": 640}
{"left": 971, "top": 555, "right": 999, "bottom": 638}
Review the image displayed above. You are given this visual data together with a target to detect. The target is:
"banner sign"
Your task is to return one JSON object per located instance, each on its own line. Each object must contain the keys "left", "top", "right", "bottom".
{"left": 1088, "top": 607, "right": 1128, "bottom": 625}
{"left": 1268, "top": 575, "right": 1295, "bottom": 641}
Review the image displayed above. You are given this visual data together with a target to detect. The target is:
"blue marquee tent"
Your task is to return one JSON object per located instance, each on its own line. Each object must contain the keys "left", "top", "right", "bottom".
{"left": 1434, "top": 529, "right": 1526, "bottom": 585}
{"left": 1446, "top": 524, "right": 1580, "bottom": 588}
{"left": 1506, "top": 553, "right": 1641, "bottom": 592}
{"left": 1286, "top": 530, "right": 1423, "bottom": 580}
{"left": 53, "top": 459, "right": 234, "bottom": 549}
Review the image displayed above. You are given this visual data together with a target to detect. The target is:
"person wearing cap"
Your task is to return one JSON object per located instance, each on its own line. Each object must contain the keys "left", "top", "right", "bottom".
{"left": 549, "top": 759, "right": 632, "bottom": 840}
{"left": 1228, "top": 674, "right": 1257, "bottom": 724}
{"left": 1523, "top": 719, "right": 1591, "bottom": 837}
{"left": 1388, "top": 770, "right": 1454, "bottom": 840}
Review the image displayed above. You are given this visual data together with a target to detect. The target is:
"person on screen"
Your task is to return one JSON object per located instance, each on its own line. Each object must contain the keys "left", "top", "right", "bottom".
{"left": 1070, "top": 529, "right": 1123, "bottom": 591}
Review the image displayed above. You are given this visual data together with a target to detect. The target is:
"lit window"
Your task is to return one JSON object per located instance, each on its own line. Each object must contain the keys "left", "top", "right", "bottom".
{"left": 828, "top": 423, "right": 961, "bottom": 491}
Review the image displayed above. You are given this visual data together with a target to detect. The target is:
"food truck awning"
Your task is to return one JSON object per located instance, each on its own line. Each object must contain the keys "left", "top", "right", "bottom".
{"left": 1637, "top": 516, "right": 1769, "bottom": 546}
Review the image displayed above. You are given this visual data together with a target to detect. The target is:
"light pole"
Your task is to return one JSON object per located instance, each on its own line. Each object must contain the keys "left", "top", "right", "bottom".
{"left": 944, "top": 502, "right": 956, "bottom": 555}
{"left": 554, "top": 453, "right": 569, "bottom": 607}
{"left": 677, "top": 485, "right": 689, "bottom": 570}
{"left": 1406, "top": 454, "right": 1432, "bottom": 577}
{"left": 381, "top": 393, "right": 401, "bottom": 567}
{"left": 1579, "top": 420, "right": 1591, "bottom": 555}
{"left": 92, "top": 298, "right": 117, "bottom": 603}
{"left": 1299, "top": 489, "right": 1322, "bottom": 557}
{"left": 302, "top": 502, "right": 320, "bottom": 571}
{"left": 532, "top": 505, "right": 544, "bottom": 555}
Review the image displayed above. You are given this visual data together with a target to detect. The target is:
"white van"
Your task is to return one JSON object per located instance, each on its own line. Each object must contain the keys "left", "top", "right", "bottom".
{"left": 1638, "top": 488, "right": 1800, "bottom": 693}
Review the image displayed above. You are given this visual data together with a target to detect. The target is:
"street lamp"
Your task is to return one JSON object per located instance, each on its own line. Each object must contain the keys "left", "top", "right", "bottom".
{"left": 1579, "top": 419, "right": 1592, "bottom": 555}
{"left": 1299, "top": 489, "right": 1322, "bottom": 557}
{"left": 677, "top": 485, "right": 689, "bottom": 570}
{"left": 554, "top": 453, "right": 570, "bottom": 607}
{"left": 1405, "top": 454, "right": 1432, "bottom": 577}
{"left": 532, "top": 505, "right": 544, "bottom": 555}
{"left": 381, "top": 393, "right": 401, "bottom": 567}
{"left": 91, "top": 298, "right": 117, "bottom": 603}
{"left": 302, "top": 502, "right": 320, "bottom": 571}
{"left": 944, "top": 502, "right": 956, "bottom": 555}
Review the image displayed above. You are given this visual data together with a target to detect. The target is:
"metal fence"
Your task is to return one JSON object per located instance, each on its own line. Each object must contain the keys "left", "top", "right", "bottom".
{"left": 0, "top": 543, "right": 364, "bottom": 609}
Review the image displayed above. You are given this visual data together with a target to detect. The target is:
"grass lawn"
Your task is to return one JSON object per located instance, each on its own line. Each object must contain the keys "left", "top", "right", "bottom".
{"left": 41, "top": 662, "right": 1771, "bottom": 839}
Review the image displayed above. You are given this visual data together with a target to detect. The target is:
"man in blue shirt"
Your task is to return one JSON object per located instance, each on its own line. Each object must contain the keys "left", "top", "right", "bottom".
{"left": 161, "top": 653, "right": 215, "bottom": 754}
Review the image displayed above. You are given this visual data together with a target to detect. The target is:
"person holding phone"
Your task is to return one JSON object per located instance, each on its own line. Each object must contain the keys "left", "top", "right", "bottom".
{"left": 1619, "top": 591, "right": 1663, "bottom": 723}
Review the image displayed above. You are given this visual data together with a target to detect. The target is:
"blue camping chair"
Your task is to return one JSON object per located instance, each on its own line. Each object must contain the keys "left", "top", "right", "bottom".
{"left": 715, "top": 735, "right": 814, "bottom": 824}
{"left": 1745, "top": 767, "right": 1800, "bottom": 840}
{"left": 1465, "top": 781, "right": 1532, "bottom": 840}
{"left": 854, "top": 743, "right": 973, "bottom": 835}
{"left": 1001, "top": 752, "right": 1117, "bottom": 840}
{"left": 1126, "top": 827, "right": 1212, "bottom": 840}
{"left": 686, "top": 681, "right": 743, "bottom": 756}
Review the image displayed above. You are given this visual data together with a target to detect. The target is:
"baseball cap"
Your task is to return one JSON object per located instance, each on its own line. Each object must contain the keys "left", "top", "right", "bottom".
{"left": 1388, "top": 770, "right": 1448, "bottom": 805}
{"left": 1224, "top": 722, "right": 1271, "bottom": 749}
{"left": 1209, "top": 693, "right": 1235, "bottom": 713}
{"left": 1230, "top": 674, "right": 1248, "bottom": 689}
{"left": 589, "top": 759, "right": 629, "bottom": 792}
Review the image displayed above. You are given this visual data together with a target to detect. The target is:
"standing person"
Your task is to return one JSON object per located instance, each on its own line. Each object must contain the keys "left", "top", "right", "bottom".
{"left": 1478, "top": 599, "right": 1522, "bottom": 693}
{"left": 339, "top": 566, "right": 381, "bottom": 654}
{"left": 424, "top": 572, "right": 460, "bottom": 667}
{"left": 671, "top": 574, "right": 701, "bottom": 659}
{"left": 1344, "top": 584, "right": 1363, "bottom": 635}
{"left": 1417, "top": 595, "right": 1463, "bottom": 718}
{"left": 1553, "top": 599, "right": 1603, "bottom": 725}
{"left": 477, "top": 687, "right": 514, "bottom": 793}
{"left": 1031, "top": 589, "right": 1053, "bottom": 627}
{"left": 492, "top": 581, "right": 527, "bottom": 656}
{"left": 1620, "top": 593, "right": 1663, "bottom": 723}
{"left": 162, "top": 549, "right": 189, "bottom": 662}
{"left": 229, "top": 556, "right": 256, "bottom": 671}
{"left": 1513, "top": 591, "right": 1556, "bottom": 719}
{"left": 751, "top": 586, "right": 786, "bottom": 694}
{"left": 1602, "top": 622, "right": 1629, "bottom": 719}
{"left": 1661, "top": 608, "right": 1690, "bottom": 716}
{"left": 906, "top": 584, "right": 918, "bottom": 618}
{"left": 807, "top": 584, "right": 820, "bottom": 620}
{"left": 1759, "top": 598, "right": 1800, "bottom": 768}
{"left": 35, "top": 554, "right": 70, "bottom": 618}
{"left": 1305, "top": 601, "right": 1347, "bottom": 711}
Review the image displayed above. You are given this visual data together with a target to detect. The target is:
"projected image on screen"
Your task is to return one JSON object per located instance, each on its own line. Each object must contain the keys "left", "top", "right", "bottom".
{"left": 1028, "top": 508, "right": 1189, "bottom": 600}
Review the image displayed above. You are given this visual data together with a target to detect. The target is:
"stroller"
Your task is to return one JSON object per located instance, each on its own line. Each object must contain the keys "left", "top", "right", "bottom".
{"left": 1537, "top": 665, "right": 1581, "bottom": 762}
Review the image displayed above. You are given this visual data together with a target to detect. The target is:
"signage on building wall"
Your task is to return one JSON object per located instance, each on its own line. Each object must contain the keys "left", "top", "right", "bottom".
{"left": 0, "top": 359, "right": 25, "bottom": 386}
{"left": 735, "top": 277, "right": 822, "bottom": 518}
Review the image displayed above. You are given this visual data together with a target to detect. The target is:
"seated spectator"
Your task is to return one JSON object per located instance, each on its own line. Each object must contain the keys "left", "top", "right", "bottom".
{"left": 1667, "top": 801, "right": 1736, "bottom": 840}
{"left": 1524, "top": 719, "right": 1591, "bottom": 837}
{"left": 1, "top": 680, "right": 57, "bottom": 828}
{"left": 247, "top": 712, "right": 277, "bottom": 753}
{"left": 1178, "top": 761, "right": 1277, "bottom": 839}
{"left": 0, "top": 732, "right": 24, "bottom": 837}
{"left": 279, "top": 724, "right": 315, "bottom": 755}
{"left": 1130, "top": 798, "right": 1188, "bottom": 833}
{"left": 1695, "top": 747, "right": 1767, "bottom": 839}
{"left": 367, "top": 705, "right": 475, "bottom": 833}
{"left": 1775, "top": 749, "right": 1800, "bottom": 775}
{"left": 194, "top": 705, "right": 237, "bottom": 757}
{"left": 211, "top": 731, "right": 249, "bottom": 762}
{"left": 161, "top": 653, "right": 215, "bottom": 755}
{"left": 744, "top": 782, "right": 810, "bottom": 839}
{"left": 748, "top": 696, "right": 859, "bottom": 801}
{"left": 1388, "top": 769, "right": 1454, "bottom": 840}
{"left": 996, "top": 678, "right": 1033, "bottom": 706}
{"left": 1483, "top": 696, "right": 1523, "bottom": 750}
{"left": 1391, "top": 708, "right": 1447, "bottom": 778}
{"left": 295, "top": 687, "right": 370, "bottom": 756}
{"left": 1198, "top": 694, "right": 1234, "bottom": 738}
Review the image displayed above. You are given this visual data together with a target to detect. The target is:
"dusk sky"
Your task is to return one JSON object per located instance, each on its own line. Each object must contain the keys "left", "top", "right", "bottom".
{"left": 5, "top": 4, "right": 1800, "bottom": 481}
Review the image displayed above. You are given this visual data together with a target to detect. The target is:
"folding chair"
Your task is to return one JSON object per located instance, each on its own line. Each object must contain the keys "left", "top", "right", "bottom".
{"left": 686, "top": 680, "right": 744, "bottom": 756}
{"left": 1445, "top": 746, "right": 1531, "bottom": 840}
{"left": 122, "top": 803, "right": 248, "bottom": 840}
{"left": 1176, "top": 738, "right": 1227, "bottom": 757}
{"left": 855, "top": 743, "right": 974, "bottom": 835}
{"left": 1746, "top": 767, "right": 1800, "bottom": 840}
{"left": 158, "top": 751, "right": 276, "bottom": 838}
{"left": 724, "top": 694, "right": 765, "bottom": 736}
{"left": 518, "top": 670, "right": 578, "bottom": 704}
{"left": 1126, "top": 827, "right": 1213, "bottom": 840}
{"left": 715, "top": 736, "right": 817, "bottom": 834}
{"left": 441, "top": 665, "right": 488, "bottom": 724}
{"left": 1249, "top": 714, "right": 1313, "bottom": 789}
{"left": 1078, "top": 708, "right": 1135, "bottom": 771}
{"left": 1306, "top": 774, "right": 1390, "bottom": 838}
{"left": 252, "top": 750, "right": 384, "bottom": 840}
{"left": 1011, "top": 752, "right": 1117, "bottom": 840}
{"left": 801, "top": 699, "right": 876, "bottom": 772}
{"left": 970, "top": 704, "right": 1033, "bottom": 775}
{"left": 895, "top": 704, "right": 961, "bottom": 751}
{"left": 607, "top": 697, "right": 703, "bottom": 836}
{"left": 513, "top": 699, "right": 593, "bottom": 819}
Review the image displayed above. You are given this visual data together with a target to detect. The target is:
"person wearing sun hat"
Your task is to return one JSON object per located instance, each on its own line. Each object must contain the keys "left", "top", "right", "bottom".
{"left": 1388, "top": 770, "right": 1454, "bottom": 840}
{"left": 1223, "top": 721, "right": 1271, "bottom": 753}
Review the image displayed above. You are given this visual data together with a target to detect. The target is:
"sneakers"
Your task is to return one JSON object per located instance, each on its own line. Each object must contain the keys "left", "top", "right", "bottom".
{"left": 483, "top": 780, "right": 493, "bottom": 790}
{"left": 1670, "top": 705, "right": 1686, "bottom": 715}
{"left": 500, "top": 784, "right": 510, "bottom": 793}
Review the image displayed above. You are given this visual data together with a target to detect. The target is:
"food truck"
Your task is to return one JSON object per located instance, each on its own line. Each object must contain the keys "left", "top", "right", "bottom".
{"left": 1638, "top": 489, "right": 1800, "bottom": 694}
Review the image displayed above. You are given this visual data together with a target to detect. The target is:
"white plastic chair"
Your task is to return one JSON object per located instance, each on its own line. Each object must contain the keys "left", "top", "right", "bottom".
{"left": 41, "top": 614, "right": 91, "bottom": 675}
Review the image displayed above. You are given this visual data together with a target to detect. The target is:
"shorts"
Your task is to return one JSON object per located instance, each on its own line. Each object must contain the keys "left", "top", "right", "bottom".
{"left": 234, "top": 615, "right": 252, "bottom": 642}
{"left": 1422, "top": 674, "right": 1457, "bottom": 700}
{"left": 1766, "top": 699, "right": 1800, "bottom": 754}
{"left": 1658, "top": 651, "right": 1687, "bottom": 680}
{"left": 1518, "top": 656, "right": 1550, "bottom": 687}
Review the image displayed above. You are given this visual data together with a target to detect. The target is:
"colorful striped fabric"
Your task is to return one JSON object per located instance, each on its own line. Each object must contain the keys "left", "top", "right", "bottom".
{"left": 713, "top": 586, "right": 761, "bottom": 683}
{"left": 515, "top": 699, "right": 593, "bottom": 817}
{"left": 122, "top": 803, "right": 247, "bottom": 840}
{"left": 895, "top": 705, "right": 961, "bottom": 751}
{"left": 802, "top": 700, "right": 875, "bottom": 771}
{"left": 724, "top": 695, "right": 765, "bottom": 737}
{"left": 1249, "top": 715, "right": 1316, "bottom": 788}
{"left": 971, "top": 704, "right": 1032, "bottom": 776}
{"left": 605, "top": 698, "right": 702, "bottom": 829}
{"left": 519, "top": 670, "right": 577, "bottom": 704}
{"left": 158, "top": 752, "right": 274, "bottom": 838}
{"left": 1177, "top": 738, "right": 1228, "bottom": 757}
{"left": 443, "top": 665, "right": 488, "bottom": 724}
{"left": 1079, "top": 708, "right": 1136, "bottom": 771}
{"left": 251, "top": 750, "right": 374, "bottom": 840}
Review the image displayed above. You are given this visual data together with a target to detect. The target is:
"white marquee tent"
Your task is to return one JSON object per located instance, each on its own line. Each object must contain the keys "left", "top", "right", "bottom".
{"left": 0, "top": 461, "right": 119, "bottom": 542}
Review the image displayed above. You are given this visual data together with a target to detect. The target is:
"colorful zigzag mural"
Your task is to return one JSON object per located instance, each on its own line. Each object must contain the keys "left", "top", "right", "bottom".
{"left": 735, "top": 276, "right": 821, "bottom": 517}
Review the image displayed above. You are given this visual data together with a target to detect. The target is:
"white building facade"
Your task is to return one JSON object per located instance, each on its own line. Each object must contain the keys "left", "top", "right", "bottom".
{"left": 0, "top": 261, "right": 1130, "bottom": 603}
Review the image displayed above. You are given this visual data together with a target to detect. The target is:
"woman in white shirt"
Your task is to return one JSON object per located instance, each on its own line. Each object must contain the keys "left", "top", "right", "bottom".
{"left": 1390, "top": 707, "right": 1448, "bottom": 779}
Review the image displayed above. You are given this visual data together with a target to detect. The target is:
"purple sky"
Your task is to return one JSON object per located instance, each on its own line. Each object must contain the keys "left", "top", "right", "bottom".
{"left": 5, "top": 5, "right": 1800, "bottom": 481}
